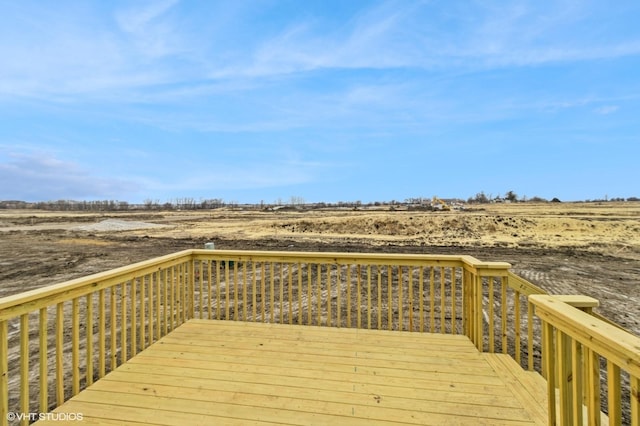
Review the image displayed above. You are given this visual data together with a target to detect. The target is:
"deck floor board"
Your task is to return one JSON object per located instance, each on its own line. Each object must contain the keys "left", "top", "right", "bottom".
{"left": 37, "top": 319, "right": 546, "bottom": 425}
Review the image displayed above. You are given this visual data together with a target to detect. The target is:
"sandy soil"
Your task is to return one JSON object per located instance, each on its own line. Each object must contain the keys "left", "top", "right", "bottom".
{"left": 1, "top": 202, "right": 639, "bottom": 336}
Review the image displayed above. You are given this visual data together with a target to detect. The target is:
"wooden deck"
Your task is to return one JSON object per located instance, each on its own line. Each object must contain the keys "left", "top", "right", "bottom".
{"left": 36, "top": 319, "right": 548, "bottom": 425}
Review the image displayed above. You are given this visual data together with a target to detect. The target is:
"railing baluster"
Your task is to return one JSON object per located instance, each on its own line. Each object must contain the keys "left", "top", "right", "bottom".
{"left": 131, "top": 278, "right": 137, "bottom": 357}
{"left": 418, "top": 266, "right": 424, "bottom": 332}
{"left": 86, "top": 293, "right": 93, "bottom": 386}
{"left": 208, "top": 262, "right": 214, "bottom": 320}
{"left": 430, "top": 267, "right": 435, "bottom": 333}
{"left": 451, "top": 267, "right": 457, "bottom": 334}
{"left": 326, "top": 264, "right": 331, "bottom": 327}
{"left": 39, "top": 307, "right": 48, "bottom": 413}
{"left": 316, "top": 264, "right": 322, "bottom": 326}
{"left": 398, "top": 265, "right": 403, "bottom": 331}
{"left": 162, "top": 269, "right": 172, "bottom": 336}
{"left": 178, "top": 265, "right": 183, "bottom": 324}
{"left": 377, "top": 266, "right": 382, "bottom": 330}
{"left": 269, "top": 264, "right": 275, "bottom": 323}
{"left": 461, "top": 270, "right": 468, "bottom": 337}
{"left": 216, "top": 262, "right": 222, "bottom": 320}
{"left": 346, "top": 265, "right": 352, "bottom": 328}
{"left": 154, "top": 272, "right": 160, "bottom": 341}
{"left": 279, "top": 263, "right": 284, "bottom": 324}
{"left": 181, "top": 263, "right": 187, "bottom": 323}
{"left": 571, "top": 339, "right": 583, "bottom": 425}
{"left": 542, "top": 322, "right": 556, "bottom": 424}
{"left": 55, "top": 302, "right": 64, "bottom": 406}
{"left": 0, "top": 320, "right": 8, "bottom": 426}
{"left": 121, "top": 282, "right": 127, "bottom": 363}
{"left": 261, "top": 263, "right": 266, "bottom": 322}
{"left": 367, "top": 265, "right": 372, "bottom": 330}
{"left": 514, "top": 290, "right": 521, "bottom": 364}
{"left": 245, "top": 262, "right": 250, "bottom": 323}
{"left": 336, "top": 264, "right": 341, "bottom": 327}
{"left": 556, "top": 330, "right": 571, "bottom": 425}
{"left": 501, "top": 277, "right": 508, "bottom": 354}
{"left": 387, "top": 265, "right": 392, "bottom": 331}
{"left": 225, "top": 263, "right": 230, "bottom": 321}
{"left": 631, "top": 375, "right": 639, "bottom": 424}
{"left": 20, "top": 313, "right": 29, "bottom": 424}
{"left": 140, "top": 276, "right": 145, "bottom": 351}
{"left": 189, "top": 260, "right": 195, "bottom": 320}
{"left": 71, "top": 298, "right": 79, "bottom": 396}
{"left": 356, "top": 265, "right": 362, "bottom": 329}
{"left": 440, "top": 267, "right": 445, "bottom": 334}
{"left": 199, "top": 261, "right": 205, "bottom": 319}
{"left": 288, "top": 263, "right": 293, "bottom": 325}
{"left": 180, "top": 264, "right": 184, "bottom": 324}
{"left": 527, "top": 300, "right": 534, "bottom": 371}
{"left": 98, "top": 289, "right": 105, "bottom": 378}
{"left": 148, "top": 273, "right": 154, "bottom": 344}
{"left": 110, "top": 287, "right": 116, "bottom": 371}
{"left": 234, "top": 261, "right": 239, "bottom": 321}
{"left": 607, "top": 361, "right": 622, "bottom": 425}
{"left": 586, "top": 349, "right": 601, "bottom": 425}
{"left": 488, "top": 276, "right": 494, "bottom": 352}
{"left": 407, "top": 266, "right": 413, "bottom": 332}
{"left": 253, "top": 262, "right": 258, "bottom": 322}
{"left": 174, "top": 267, "right": 179, "bottom": 326}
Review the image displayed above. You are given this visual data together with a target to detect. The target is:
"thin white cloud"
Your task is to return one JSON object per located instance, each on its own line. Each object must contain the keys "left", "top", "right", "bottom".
{"left": 0, "top": 150, "right": 138, "bottom": 201}
{"left": 115, "top": 0, "right": 183, "bottom": 59}
{"left": 116, "top": 0, "right": 180, "bottom": 33}
{"left": 594, "top": 105, "right": 619, "bottom": 115}
{"left": 2, "top": 1, "right": 639, "bottom": 103}
{"left": 226, "top": 1, "right": 424, "bottom": 77}
{"left": 230, "top": 1, "right": 640, "bottom": 78}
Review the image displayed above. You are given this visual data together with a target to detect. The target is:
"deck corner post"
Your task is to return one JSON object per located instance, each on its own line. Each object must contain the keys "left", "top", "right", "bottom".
{"left": 462, "top": 269, "right": 470, "bottom": 339}
{"left": 474, "top": 273, "right": 483, "bottom": 351}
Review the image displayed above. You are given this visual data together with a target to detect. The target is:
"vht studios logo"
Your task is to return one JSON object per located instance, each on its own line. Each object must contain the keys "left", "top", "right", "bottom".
{"left": 6, "top": 412, "right": 84, "bottom": 422}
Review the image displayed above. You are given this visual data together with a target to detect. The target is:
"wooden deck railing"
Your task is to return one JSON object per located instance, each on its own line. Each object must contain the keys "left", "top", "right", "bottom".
{"left": 0, "top": 250, "right": 194, "bottom": 426}
{"left": 0, "top": 248, "right": 637, "bottom": 425}
{"left": 531, "top": 294, "right": 640, "bottom": 425}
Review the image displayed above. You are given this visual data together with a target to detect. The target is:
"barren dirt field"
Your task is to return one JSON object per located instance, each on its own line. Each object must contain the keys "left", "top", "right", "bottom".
{"left": 1, "top": 202, "right": 639, "bottom": 336}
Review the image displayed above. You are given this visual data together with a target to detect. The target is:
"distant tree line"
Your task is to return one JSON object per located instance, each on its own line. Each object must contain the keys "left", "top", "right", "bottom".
{"left": 1, "top": 193, "right": 638, "bottom": 211}
{"left": 0, "top": 200, "right": 132, "bottom": 211}
{"left": 466, "top": 191, "right": 639, "bottom": 204}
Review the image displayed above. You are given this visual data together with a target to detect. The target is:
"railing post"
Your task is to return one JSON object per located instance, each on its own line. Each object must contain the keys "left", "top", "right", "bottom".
{"left": 464, "top": 261, "right": 511, "bottom": 353}
{"left": 462, "top": 268, "right": 477, "bottom": 345}
{"left": 474, "top": 273, "right": 483, "bottom": 351}
{"left": 554, "top": 295, "right": 600, "bottom": 425}
{"left": 529, "top": 294, "right": 640, "bottom": 425}
{"left": 462, "top": 270, "right": 470, "bottom": 339}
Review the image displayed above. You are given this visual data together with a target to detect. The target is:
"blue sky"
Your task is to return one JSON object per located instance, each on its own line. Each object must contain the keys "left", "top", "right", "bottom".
{"left": 1, "top": 0, "right": 639, "bottom": 204}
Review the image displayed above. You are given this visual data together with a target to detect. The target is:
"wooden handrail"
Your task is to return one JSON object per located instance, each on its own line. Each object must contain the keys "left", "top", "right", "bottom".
{"left": 530, "top": 295, "right": 640, "bottom": 379}
{"left": 530, "top": 294, "right": 640, "bottom": 425}
{"left": 0, "top": 250, "right": 193, "bottom": 322}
